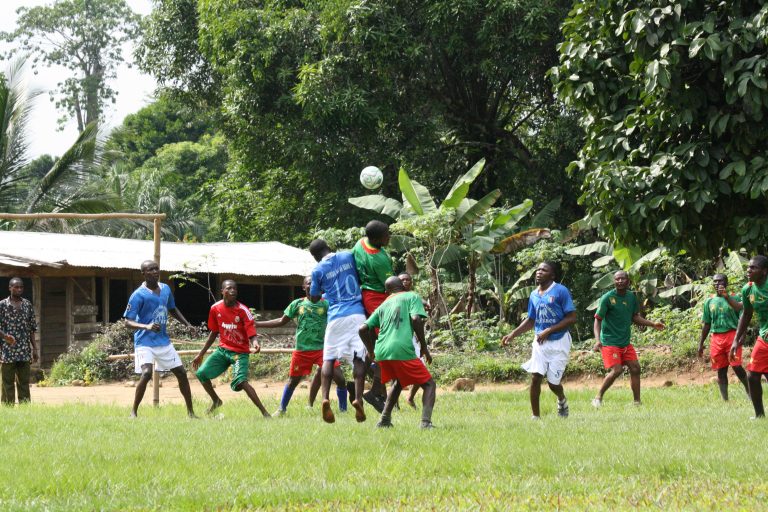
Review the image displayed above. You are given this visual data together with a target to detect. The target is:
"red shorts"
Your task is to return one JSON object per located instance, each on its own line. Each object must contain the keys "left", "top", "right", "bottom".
{"left": 710, "top": 330, "right": 741, "bottom": 370}
{"left": 601, "top": 344, "right": 638, "bottom": 369}
{"left": 748, "top": 337, "right": 768, "bottom": 373}
{"left": 362, "top": 289, "right": 388, "bottom": 316}
{"left": 289, "top": 350, "right": 339, "bottom": 377}
{"left": 378, "top": 359, "right": 432, "bottom": 387}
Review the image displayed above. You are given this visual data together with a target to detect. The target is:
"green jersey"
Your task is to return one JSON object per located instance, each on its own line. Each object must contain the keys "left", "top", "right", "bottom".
{"left": 702, "top": 294, "right": 741, "bottom": 333}
{"left": 742, "top": 280, "right": 768, "bottom": 339}
{"left": 352, "top": 237, "right": 393, "bottom": 293}
{"left": 595, "top": 289, "right": 639, "bottom": 347}
{"left": 284, "top": 298, "right": 328, "bottom": 351}
{"left": 365, "top": 291, "right": 427, "bottom": 361}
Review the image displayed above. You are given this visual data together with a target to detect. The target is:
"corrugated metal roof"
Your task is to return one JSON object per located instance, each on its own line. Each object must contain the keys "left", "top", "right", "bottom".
{"left": 0, "top": 231, "right": 316, "bottom": 277}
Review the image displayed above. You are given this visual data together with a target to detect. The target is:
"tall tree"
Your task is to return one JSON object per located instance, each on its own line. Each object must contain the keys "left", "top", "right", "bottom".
{"left": 3, "top": 0, "right": 141, "bottom": 132}
{"left": 138, "top": 0, "right": 582, "bottom": 244}
{"left": 553, "top": 1, "right": 768, "bottom": 256}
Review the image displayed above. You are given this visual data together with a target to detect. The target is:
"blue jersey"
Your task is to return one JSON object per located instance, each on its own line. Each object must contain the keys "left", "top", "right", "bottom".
{"left": 123, "top": 283, "right": 176, "bottom": 347}
{"left": 310, "top": 252, "right": 365, "bottom": 322}
{"left": 527, "top": 283, "right": 576, "bottom": 341}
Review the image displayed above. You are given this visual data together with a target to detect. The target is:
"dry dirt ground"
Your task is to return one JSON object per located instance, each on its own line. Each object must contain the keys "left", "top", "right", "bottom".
{"left": 28, "top": 369, "right": 725, "bottom": 407}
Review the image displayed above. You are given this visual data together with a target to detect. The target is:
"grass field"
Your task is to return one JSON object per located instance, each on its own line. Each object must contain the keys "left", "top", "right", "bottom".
{"left": 1, "top": 383, "right": 766, "bottom": 511}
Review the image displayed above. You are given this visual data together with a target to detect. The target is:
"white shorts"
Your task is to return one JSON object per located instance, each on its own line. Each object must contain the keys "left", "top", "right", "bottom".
{"left": 134, "top": 344, "right": 183, "bottom": 374}
{"left": 521, "top": 332, "right": 571, "bottom": 385}
{"left": 324, "top": 314, "right": 368, "bottom": 364}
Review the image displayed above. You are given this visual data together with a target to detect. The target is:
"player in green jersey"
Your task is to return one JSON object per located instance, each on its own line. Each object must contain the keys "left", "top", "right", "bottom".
{"left": 359, "top": 276, "right": 436, "bottom": 429}
{"left": 592, "top": 271, "right": 664, "bottom": 407}
{"left": 697, "top": 274, "right": 748, "bottom": 401}
{"left": 732, "top": 255, "right": 768, "bottom": 418}
{"left": 254, "top": 276, "right": 347, "bottom": 415}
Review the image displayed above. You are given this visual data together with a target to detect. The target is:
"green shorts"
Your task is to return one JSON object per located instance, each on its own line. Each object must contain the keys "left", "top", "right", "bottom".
{"left": 195, "top": 347, "right": 250, "bottom": 392}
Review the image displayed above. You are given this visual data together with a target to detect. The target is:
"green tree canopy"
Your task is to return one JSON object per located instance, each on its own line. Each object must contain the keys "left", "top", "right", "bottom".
{"left": 3, "top": 0, "right": 141, "bottom": 131}
{"left": 553, "top": 1, "right": 768, "bottom": 257}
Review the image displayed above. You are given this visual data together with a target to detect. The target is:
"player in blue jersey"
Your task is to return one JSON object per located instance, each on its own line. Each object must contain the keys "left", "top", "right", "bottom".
{"left": 502, "top": 261, "right": 577, "bottom": 419}
{"left": 309, "top": 239, "right": 368, "bottom": 424}
{"left": 123, "top": 260, "right": 197, "bottom": 418}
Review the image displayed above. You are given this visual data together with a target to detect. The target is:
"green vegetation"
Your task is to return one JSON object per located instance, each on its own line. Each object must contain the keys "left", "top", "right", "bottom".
{"left": 1, "top": 386, "right": 766, "bottom": 510}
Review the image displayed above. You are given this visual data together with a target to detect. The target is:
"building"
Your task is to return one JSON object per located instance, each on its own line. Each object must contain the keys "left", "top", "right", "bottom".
{"left": 0, "top": 231, "right": 316, "bottom": 365}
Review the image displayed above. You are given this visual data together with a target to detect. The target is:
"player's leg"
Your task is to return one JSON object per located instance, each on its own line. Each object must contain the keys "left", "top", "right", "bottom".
{"left": 748, "top": 371, "right": 765, "bottom": 417}
{"left": 237, "top": 382, "right": 270, "bottom": 417}
{"left": 170, "top": 365, "right": 197, "bottom": 418}
{"left": 377, "top": 380, "right": 402, "bottom": 428}
{"left": 595, "top": 364, "right": 623, "bottom": 405}
{"left": 276, "top": 376, "right": 303, "bottom": 415}
{"left": 332, "top": 364, "right": 348, "bottom": 412}
{"left": 420, "top": 379, "right": 436, "bottom": 428}
{"left": 132, "top": 363, "right": 154, "bottom": 417}
{"left": 351, "top": 357, "right": 367, "bottom": 422}
{"left": 308, "top": 369, "right": 321, "bottom": 407}
{"left": 717, "top": 367, "right": 730, "bottom": 401}
{"left": 733, "top": 365, "right": 750, "bottom": 397}
{"left": 16, "top": 362, "right": 31, "bottom": 404}
{"left": 407, "top": 384, "right": 420, "bottom": 409}
{"left": 0, "top": 362, "right": 15, "bottom": 405}
{"left": 626, "top": 360, "right": 641, "bottom": 404}
{"left": 195, "top": 349, "right": 229, "bottom": 413}
{"left": 547, "top": 381, "right": 568, "bottom": 417}
{"left": 530, "top": 373, "right": 543, "bottom": 418}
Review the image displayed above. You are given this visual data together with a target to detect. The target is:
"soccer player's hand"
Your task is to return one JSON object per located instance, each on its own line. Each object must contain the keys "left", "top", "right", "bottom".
{"left": 146, "top": 322, "right": 161, "bottom": 332}
{"left": 3, "top": 333, "right": 15, "bottom": 345}
{"left": 716, "top": 285, "right": 727, "bottom": 297}
{"left": 191, "top": 355, "right": 203, "bottom": 370}
{"left": 653, "top": 322, "right": 665, "bottom": 331}
{"left": 536, "top": 329, "right": 551, "bottom": 344}
{"left": 697, "top": 346, "right": 705, "bottom": 358}
{"left": 729, "top": 344, "right": 739, "bottom": 361}
{"left": 423, "top": 350, "right": 433, "bottom": 365}
{"left": 593, "top": 341, "right": 602, "bottom": 352}
{"left": 501, "top": 333, "right": 515, "bottom": 346}
{"left": 251, "top": 343, "right": 261, "bottom": 354}
{"left": 31, "top": 349, "right": 38, "bottom": 363}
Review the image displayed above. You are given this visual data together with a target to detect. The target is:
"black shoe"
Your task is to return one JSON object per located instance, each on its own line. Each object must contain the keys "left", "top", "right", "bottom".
{"left": 363, "top": 390, "right": 385, "bottom": 413}
{"left": 376, "top": 417, "right": 393, "bottom": 428}
{"left": 420, "top": 420, "right": 435, "bottom": 429}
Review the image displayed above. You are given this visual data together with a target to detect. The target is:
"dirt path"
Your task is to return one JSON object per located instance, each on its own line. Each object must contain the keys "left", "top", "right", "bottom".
{"left": 28, "top": 369, "right": 724, "bottom": 406}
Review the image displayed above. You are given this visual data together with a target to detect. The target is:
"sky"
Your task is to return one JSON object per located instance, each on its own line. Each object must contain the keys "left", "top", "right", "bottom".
{"left": 0, "top": 0, "right": 157, "bottom": 158}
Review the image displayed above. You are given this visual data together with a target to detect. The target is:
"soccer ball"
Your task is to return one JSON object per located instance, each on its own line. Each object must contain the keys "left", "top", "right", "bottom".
{"left": 360, "top": 166, "right": 383, "bottom": 190}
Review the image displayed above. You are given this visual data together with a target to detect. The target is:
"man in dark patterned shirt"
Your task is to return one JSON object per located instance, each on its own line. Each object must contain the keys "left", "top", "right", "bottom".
{"left": 0, "top": 277, "right": 38, "bottom": 404}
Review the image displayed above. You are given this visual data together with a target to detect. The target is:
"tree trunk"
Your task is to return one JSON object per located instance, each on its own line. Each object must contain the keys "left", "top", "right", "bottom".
{"left": 466, "top": 255, "right": 477, "bottom": 318}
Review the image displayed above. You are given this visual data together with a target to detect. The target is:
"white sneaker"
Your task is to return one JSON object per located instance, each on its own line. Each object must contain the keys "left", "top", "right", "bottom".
{"left": 272, "top": 409, "right": 286, "bottom": 417}
{"left": 591, "top": 398, "right": 602, "bottom": 409}
{"left": 531, "top": 415, "right": 541, "bottom": 421}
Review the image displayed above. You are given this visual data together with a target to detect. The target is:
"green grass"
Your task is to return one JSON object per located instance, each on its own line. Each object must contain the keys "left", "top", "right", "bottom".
{"left": 1, "top": 384, "right": 767, "bottom": 511}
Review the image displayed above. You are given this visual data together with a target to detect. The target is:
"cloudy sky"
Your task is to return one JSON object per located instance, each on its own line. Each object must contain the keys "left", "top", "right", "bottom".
{"left": 0, "top": 0, "right": 157, "bottom": 158}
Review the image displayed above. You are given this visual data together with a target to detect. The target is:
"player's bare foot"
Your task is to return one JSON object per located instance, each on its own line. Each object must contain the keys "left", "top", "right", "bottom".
{"left": 206, "top": 399, "right": 223, "bottom": 415}
{"left": 322, "top": 399, "right": 335, "bottom": 423}
{"left": 188, "top": 412, "right": 200, "bottom": 419}
{"left": 352, "top": 399, "right": 366, "bottom": 422}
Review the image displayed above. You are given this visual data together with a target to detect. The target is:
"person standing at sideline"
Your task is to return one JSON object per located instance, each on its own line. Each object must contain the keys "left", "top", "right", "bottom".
{"left": 0, "top": 277, "right": 38, "bottom": 405}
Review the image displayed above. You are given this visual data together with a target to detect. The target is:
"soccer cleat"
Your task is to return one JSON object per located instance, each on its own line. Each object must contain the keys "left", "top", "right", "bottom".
{"left": 557, "top": 398, "right": 569, "bottom": 418}
{"left": 591, "top": 398, "right": 602, "bottom": 409}
{"left": 321, "top": 399, "right": 335, "bottom": 424}
{"left": 376, "top": 417, "right": 393, "bottom": 428}
{"left": 363, "top": 390, "right": 385, "bottom": 413}
{"left": 352, "top": 399, "right": 367, "bottom": 423}
{"left": 419, "top": 420, "right": 435, "bottom": 429}
{"left": 272, "top": 409, "right": 286, "bottom": 417}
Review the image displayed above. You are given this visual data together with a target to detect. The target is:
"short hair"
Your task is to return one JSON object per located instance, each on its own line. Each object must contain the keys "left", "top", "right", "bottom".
{"left": 713, "top": 273, "right": 728, "bottom": 283}
{"left": 752, "top": 255, "right": 768, "bottom": 270}
{"left": 309, "top": 239, "right": 331, "bottom": 260}
{"left": 8, "top": 277, "right": 23, "bottom": 287}
{"left": 614, "top": 270, "right": 629, "bottom": 278}
{"left": 541, "top": 260, "right": 561, "bottom": 281}
{"left": 365, "top": 220, "right": 389, "bottom": 240}
{"left": 398, "top": 272, "right": 412, "bottom": 279}
{"left": 140, "top": 260, "right": 158, "bottom": 271}
{"left": 221, "top": 279, "right": 237, "bottom": 290}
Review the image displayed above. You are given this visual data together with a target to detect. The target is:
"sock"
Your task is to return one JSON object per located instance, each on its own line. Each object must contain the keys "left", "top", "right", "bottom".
{"left": 280, "top": 384, "right": 295, "bottom": 411}
{"left": 336, "top": 385, "right": 348, "bottom": 412}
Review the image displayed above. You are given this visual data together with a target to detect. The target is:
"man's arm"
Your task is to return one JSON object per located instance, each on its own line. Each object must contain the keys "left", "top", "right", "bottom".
{"left": 411, "top": 315, "right": 431, "bottom": 364}
{"left": 632, "top": 313, "right": 664, "bottom": 330}
{"left": 732, "top": 305, "right": 753, "bottom": 359}
{"left": 123, "top": 318, "right": 159, "bottom": 332}
{"left": 30, "top": 331, "right": 37, "bottom": 363}
{"left": 723, "top": 293, "right": 743, "bottom": 312}
{"left": 593, "top": 317, "right": 602, "bottom": 352}
{"left": 249, "top": 335, "right": 261, "bottom": 353}
{"left": 501, "top": 317, "right": 535, "bottom": 346}
{"left": 254, "top": 315, "right": 291, "bottom": 328}
{"left": 169, "top": 308, "right": 192, "bottom": 327}
{"left": 358, "top": 324, "right": 376, "bottom": 357}
{"left": 537, "top": 311, "right": 578, "bottom": 343}
{"left": 698, "top": 323, "right": 711, "bottom": 358}
{"left": 192, "top": 331, "right": 218, "bottom": 370}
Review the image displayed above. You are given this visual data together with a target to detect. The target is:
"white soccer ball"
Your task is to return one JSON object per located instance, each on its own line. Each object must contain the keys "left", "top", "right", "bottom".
{"left": 360, "top": 166, "right": 383, "bottom": 190}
